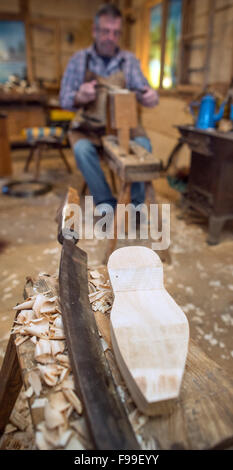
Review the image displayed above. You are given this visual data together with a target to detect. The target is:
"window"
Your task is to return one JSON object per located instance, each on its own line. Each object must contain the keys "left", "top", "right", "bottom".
{"left": 0, "top": 21, "right": 27, "bottom": 83}
{"left": 163, "top": 0, "right": 183, "bottom": 88}
{"left": 148, "top": 3, "right": 162, "bottom": 88}
{"left": 143, "top": 0, "right": 183, "bottom": 89}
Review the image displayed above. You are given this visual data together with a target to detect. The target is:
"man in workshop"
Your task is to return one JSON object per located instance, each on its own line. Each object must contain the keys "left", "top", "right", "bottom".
{"left": 60, "top": 3, "right": 159, "bottom": 213}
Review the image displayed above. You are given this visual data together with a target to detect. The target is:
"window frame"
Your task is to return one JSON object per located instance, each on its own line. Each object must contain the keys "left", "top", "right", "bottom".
{"left": 140, "top": 0, "right": 183, "bottom": 90}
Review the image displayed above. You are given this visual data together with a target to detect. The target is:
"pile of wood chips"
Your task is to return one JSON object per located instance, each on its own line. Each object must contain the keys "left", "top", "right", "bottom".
{"left": 1, "top": 268, "right": 156, "bottom": 451}
{"left": 0, "top": 75, "right": 39, "bottom": 95}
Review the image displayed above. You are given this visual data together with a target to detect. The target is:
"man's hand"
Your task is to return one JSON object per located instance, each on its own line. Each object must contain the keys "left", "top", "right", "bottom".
{"left": 75, "top": 80, "right": 97, "bottom": 106}
{"left": 137, "top": 86, "right": 159, "bottom": 108}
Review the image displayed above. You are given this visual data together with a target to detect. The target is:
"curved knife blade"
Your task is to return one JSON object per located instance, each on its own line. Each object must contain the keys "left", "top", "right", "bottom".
{"left": 59, "top": 239, "right": 139, "bottom": 450}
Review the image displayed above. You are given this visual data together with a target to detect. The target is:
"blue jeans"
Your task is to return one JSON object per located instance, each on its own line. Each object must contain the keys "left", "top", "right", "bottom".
{"left": 73, "top": 136, "right": 152, "bottom": 209}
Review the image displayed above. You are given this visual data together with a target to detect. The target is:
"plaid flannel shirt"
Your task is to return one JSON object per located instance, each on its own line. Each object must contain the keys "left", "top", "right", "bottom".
{"left": 59, "top": 45, "right": 149, "bottom": 110}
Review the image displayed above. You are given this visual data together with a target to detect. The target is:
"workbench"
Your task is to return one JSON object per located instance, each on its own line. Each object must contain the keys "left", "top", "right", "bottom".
{"left": 0, "top": 91, "right": 47, "bottom": 145}
{"left": 177, "top": 125, "right": 233, "bottom": 244}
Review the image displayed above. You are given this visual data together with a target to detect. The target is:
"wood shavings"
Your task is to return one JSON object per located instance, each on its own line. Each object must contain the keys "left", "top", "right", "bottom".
{"left": 31, "top": 398, "right": 48, "bottom": 409}
{"left": 44, "top": 402, "right": 66, "bottom": 430}
{"left": 129, "top": 409, "right": 148, "bottom": 432}
{"left": 63, "top": 389, "right": 83, "bottom": 415}
{"left": 53, "top": 315, "right": 63, "bottom": 329}
{"left": 89, "top": 270, "right": 101, "bottom": 279}
{"left": 33, "top": 294, "right": 59, "bottom": 318}
{"left": 33, "top": 294, "right": 49, "bottom": 317}
{"left": 35, "top": 430, "right": 52, "bottom": 450}
{"left": 49, "top": 327, "right": 65, "bottom": 340}
{"left": 51, "top": 340, "right": 65, "bottom": 357}
{"left": 55, "top": 353, "right": 70, "bottom": 367}
{"left": 14, "top": 335, "right": 30, "bottom": 347}
{"left": 10, "top": 409, "right": 28, "bottom": 432}
{"left": 88, "top": 267, "right": 113, "bottom": 317}
{"left": 21, "top": 318, "right": 50, "bottom": 339}
{"left": 13, "top": 298, "right": 35, "bottom": 311}
{"left": 89, "top": 289, "right": 111, "bottom": 303}
{"left": 92, "top": 300, "right": 112, "bottom": 314}
{"left": 60, "top": 375, "right": 75, "bottom": 390}
{"left": 10, "top": 285, "right": 87, "bottom": 450}
{"left": 30, "top": 336, "right": 37, "bottom": 345}
{"left": 9, "top": 270, "right": 115, "bottom": 450}
{"left": 88, "top": 281, "right": 97, "bottom": 294}
{"left": 4, "top": 423, "right": 18, "bottom": 434}
{"left": 12, "top": 288, "right": 85, "bottom": 449}
{"left": 24, "top": 385, "right": 34, "bottom": 398}
{"left": 27, "top": 370, "right": 42, "bottom": 397}
{"left": 48, "top": 392, "right": 71, "bottom": 412}
{"left": 17, "top": 309, "right": 35, "bottom": 324}
{"left": 37, "top": 364, "right": 62, "bottom": 387}
{"left": 36, "top": 422, "right": 73, "bottom": 449}
{"left": 35, "top": 339, "right": 53, "bottom": 364}
{"left": 58, "top": 366, "right": 70, "bottom": 384}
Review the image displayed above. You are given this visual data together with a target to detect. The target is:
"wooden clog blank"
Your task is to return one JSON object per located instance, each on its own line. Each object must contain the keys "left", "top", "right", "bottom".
{"left": 108, "top": 246, "right": 189, "bottom": 416}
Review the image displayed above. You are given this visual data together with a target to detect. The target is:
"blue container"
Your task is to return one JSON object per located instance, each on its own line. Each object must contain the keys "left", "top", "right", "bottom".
{"left": 190, "top": 94, "right": 226, "bottom": 130}
{"left": 230, "top": 103, "right": 233, "bottom": 121}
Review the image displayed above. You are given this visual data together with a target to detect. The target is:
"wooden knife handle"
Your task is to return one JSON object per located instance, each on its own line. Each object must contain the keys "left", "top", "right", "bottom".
{"left": 55, "top": 186, "right": 80, "bottom": 245}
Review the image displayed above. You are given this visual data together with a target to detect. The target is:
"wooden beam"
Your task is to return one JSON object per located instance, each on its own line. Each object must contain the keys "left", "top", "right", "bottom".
{"left": 159, "top": 0, "right": 169, "bottom": 89}
{"left": 178, "top": 0, "right": 193, "bottom": 85}
{"left": 17, "top": 0, "right": 33, "bottom": 84}
{"left": 55, "top": 21, "right": 62, "bottom": 83}
{"left": 203, "top": 0, "right": 216, "bottom": 91}
{"left": 215, "top": 3, "right": 233, "bottom": 14}
{"left": 182, "top": 32, "right": 207, "bottom": 42}
{"left": 0, "top": 13, "right": 24, "bottom": 21}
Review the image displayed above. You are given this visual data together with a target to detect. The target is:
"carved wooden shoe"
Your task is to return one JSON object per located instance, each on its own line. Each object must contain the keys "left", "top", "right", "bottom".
{"left": 108, "top": 246, "right": 189, "bottom": 416}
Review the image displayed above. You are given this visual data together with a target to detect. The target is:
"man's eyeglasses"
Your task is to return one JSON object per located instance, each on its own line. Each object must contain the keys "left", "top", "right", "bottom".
{"left": 96, "top": 27, "right": 122, "bottom": 38}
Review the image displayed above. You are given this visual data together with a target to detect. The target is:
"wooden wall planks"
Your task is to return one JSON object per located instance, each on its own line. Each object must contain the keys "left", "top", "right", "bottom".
{"left": 0, "top": 0, "right": 102, "bottom": 86}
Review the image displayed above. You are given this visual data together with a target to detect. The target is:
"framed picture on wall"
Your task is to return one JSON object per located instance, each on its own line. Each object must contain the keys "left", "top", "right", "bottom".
{"left": 0, "top": 20, "right": 27, "bottom": 83}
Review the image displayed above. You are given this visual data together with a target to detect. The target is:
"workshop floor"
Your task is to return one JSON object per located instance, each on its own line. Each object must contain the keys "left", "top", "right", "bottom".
{"left": 0, "top": 146, "right": 233, "bottom": 381}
